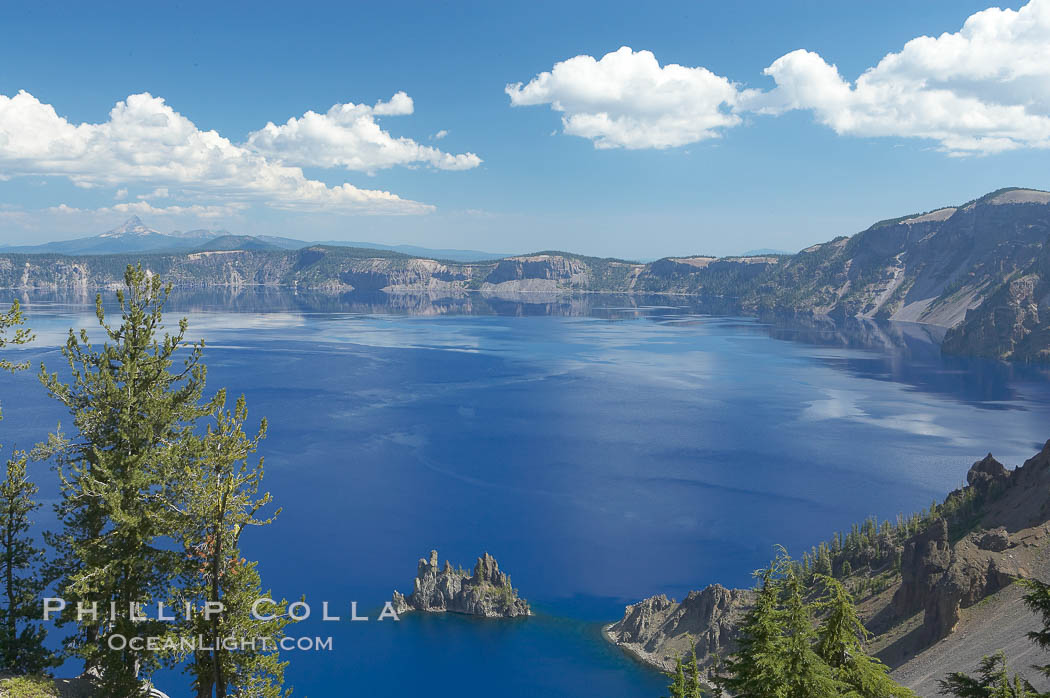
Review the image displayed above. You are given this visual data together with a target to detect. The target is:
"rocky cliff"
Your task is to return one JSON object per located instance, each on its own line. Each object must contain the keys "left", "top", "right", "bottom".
{"left": 391, "top": 550, "right": 530, "bottom": 618}
{"left": 5, "top": 187, "right": 1050, "bottom": 360}
{"left": 607, "top": 441, "right": 1050, "bottom": 695}
{"left": 604, "top": 584, "right": 752, "bottom": 673}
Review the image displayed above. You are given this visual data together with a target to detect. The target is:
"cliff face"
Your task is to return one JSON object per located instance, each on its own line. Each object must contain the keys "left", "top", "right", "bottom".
{"left": 5, "top": 188, "right": 1050, "bottom": 360}
{"left": 607, "top": 441, "right": 1050, "bottom": 695}
{"left": 604, "top": 584, "right": 753, "bottom": 673}
{"left": 743, "top": 189, "right": 1050, "bottom": 328}
{"left": 941, "top": 242, "right": 1050, "bottom": 361}
{"left": 391, "top": 551, "right": 530, "bottom": 618}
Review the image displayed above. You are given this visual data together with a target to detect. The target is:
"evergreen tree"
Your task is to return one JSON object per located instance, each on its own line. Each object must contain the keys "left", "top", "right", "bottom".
{"left": 683, "top": 642, "right": 702, "bottom": 698}
{"left": 666, "top": 655, "right": 686, "bottom": 698}
{"left": 39, "top": 267, "right": 216, "bottom": 695}
{"left": 176, "top": 393, "right": 289, "bottom": 698}
{"left": 814, "top": 575, "right": 914, "bottom": 698}
{"left": 0, "top": 451, "right": 51, "bottom": 674}
{"left": 780, "top": 571, "right": 841, "bottom": 698}
{"left": 717, "top": 553, "right": 789, "bottom": 698}
{"left": 0, "top": 300, "right": 34, "bottom": 374}
{"left": 0, "top": 300, "right": 50, "bottom": 673}
{"left": 1020, "top": 577, "right": 1050, "bottom": 680}
{"left": 938, "top": 652, "right": 1036, "bottom": 697}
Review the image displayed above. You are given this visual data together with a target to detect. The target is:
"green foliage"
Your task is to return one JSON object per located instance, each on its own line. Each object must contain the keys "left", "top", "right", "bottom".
{"left": 665, "top": 655, "right": 687, "bottom": 698}
{"left": 0, "top": 300, "right": 34, "bottom": 377}
{"left": 0, "top": 452, "right": 52, "bottom": 675}
{"left": 815, "top": 576, "right": 915, "bottom": 697}
{"left": 938, "top": 652, "right": 1037, "bottom": 697}
{"left": 0, "top": 675, "right": 58, "bottom": 697}
{"left": 1020, "top": 578, "right": 1050, "bottom": 681}
{"left": 37, "top": 267, "right": 288, "bottom": 696}
{"left": 683, "top": 643, "right": 702, "bottom": 698}
{"left": 0, "top": 300, "right": 51, "bottom": 675}
{"left": 175, "top": 393, "right": 289, "bottom": 698}
{"left": 711, "top": 550, "right": 913, "bottom": 698}
{"left": 780, "top": 572, "right": 843, "bottom": 698}
{"left": 38, "top": 266, "right": 215, "bottom": 694}
{"left": 717, "top": 551, "right": 789, "bottom": 697}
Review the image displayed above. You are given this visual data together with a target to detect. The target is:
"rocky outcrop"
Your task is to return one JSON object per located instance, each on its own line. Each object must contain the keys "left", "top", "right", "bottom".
{"left": 893, "top": 517, "right": 952, "bottom": 620}
{"left": 604, "top": 584, "right": 752, "bottom": 674}
{"left": 392, "top": 551, "right": 530, "bottom": 618}
{"left": 607, "top": 441, "right": 1050, "bottom": 686}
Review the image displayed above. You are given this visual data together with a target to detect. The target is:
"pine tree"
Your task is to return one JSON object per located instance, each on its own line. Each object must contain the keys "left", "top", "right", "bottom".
{"left": 176, "top": 393, "right": 289, "bottom": 698}
{"left": 780, "top": 571, "right": 841, "bottom": 698}
{"left": 683, "top": 642, "right": 702, "bottom": 698}
{"left": 0, "top": 299, "right": 50, "bottom": 674}
{"left": 717, "top": 553, "right": 789, "bottom": 698}
{"left": 1020, "top": 577, "right": 1050, "bottom": 680}
{"left": 814, "top": 575, "right": 914, "bottom": 698}
{"left": 39, "top": 267, "right": 216, "bottom": 695}
{"left": 0, "top": 451, "right": 51, "bottom": 675}
{"left": 0, "top": 300, "right": 33, "bottom": 374}
{"left": 938, "top": 652, "right": 1036, "bottom": 697}
{"left": 666, "top": 655, "right": 686, "bottom": 698}
{"left": 815, "top": 543, "right": 833, "bottom": 576}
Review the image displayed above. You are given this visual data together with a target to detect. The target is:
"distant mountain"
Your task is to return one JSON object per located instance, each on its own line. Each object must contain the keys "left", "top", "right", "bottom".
{"left": 192, "top": 235, "right": 283, "bottom": 252}
{"left": 0, "top": 217, "right": 509, "bottom": 261}
{"left": 308, "top": 240, "right": 508, "bottom": 262}
{"left": 0, "top": 216, "right": 218, "bottom": 255}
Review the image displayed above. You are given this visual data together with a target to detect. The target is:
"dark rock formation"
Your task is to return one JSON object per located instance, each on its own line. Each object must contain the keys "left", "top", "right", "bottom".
{"left": 392, "top": 550, "right": 530, "bottom": 618}
{"left": 967, "top": 454, "right": 1010, "bottom": 496}
{"left": 891, "top": 452, "right": 1032, "bottom": 643}
{"left": 893, "top": 517, "right": 952, "bottom": 619}
{"left": 604, "top": 584, "right": 753, "bottom": 673}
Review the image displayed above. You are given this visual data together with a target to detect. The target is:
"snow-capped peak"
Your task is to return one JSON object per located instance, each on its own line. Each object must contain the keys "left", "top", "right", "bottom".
{"left": 100, "top": 216, "right": 162, "bottom": 238}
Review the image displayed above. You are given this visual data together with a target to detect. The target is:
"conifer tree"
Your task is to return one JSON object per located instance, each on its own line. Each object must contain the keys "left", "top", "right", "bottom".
{"left": 666, "top": 655, "right": 686, "bottom": 698}
{"left": 0, "top": 452, "right": 51, "bottom": 675}
{"left": 780, "top": 571, "right": 841, "bottom": 698}
{"left": 814, "top": 575, "right": 914, "bottom": 698}
{"left": 0, "top": 299, "right": 50, "bottom": 673}
{"left": 938, "top": 652, "right": 1036, "bottom": 697}
{"left": 717, "top": 553, "right": 789, "bottom": 697}
{"left": 39, "top": 267, "right": 216, "bottom": 695}
{"left": 175, "top": 392, "right": 289, "bottom": 698}
{"left": 683, "top": 642, "right": 702, "bottom": 698}
{"left": 1020, "top": 577, "right": 1050, "bottom": 680}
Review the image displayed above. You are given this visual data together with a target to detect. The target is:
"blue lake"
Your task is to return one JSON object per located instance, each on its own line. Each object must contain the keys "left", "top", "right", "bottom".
{"left": 5, "top": 290, "right": 1050, "bottom": 697}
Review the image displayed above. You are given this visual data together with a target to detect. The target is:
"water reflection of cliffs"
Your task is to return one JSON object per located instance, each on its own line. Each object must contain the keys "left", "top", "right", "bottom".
{"left": 20, "top": 286, "right": 1049, "bottom": 407}
{"left": 5, "top": 188, "right": 1050, "bottom": 359}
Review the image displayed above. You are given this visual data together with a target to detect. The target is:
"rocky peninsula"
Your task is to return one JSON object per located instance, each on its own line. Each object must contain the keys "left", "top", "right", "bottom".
{"left": 605, "top": 442, "right": 1050, "bottom": 695}
{"left": 392, "top": 551, "right": 530, "bottom": 618}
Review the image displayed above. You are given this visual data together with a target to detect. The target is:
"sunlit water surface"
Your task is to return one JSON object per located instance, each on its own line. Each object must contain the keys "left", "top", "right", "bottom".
{"left": 5, "top": 290, "right": 1050, "bottom": 697}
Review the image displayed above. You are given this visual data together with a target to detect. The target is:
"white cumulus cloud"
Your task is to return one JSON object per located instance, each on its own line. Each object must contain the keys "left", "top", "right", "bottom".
{"left": 508, "top": 1, "right": 1050, "bottom": 155}
{"left": 48, "top": 202, "right": 243, "bottom": 219}
{"left": 138, "top": 187, "right": 170, "bottom": 200}
{"left": 744, "top": 0, "right": 1050, "bottom": 154}
{"left": 246, "top": 92, "right": 482, "bottom": 172}
{"left": 506, "top": 46, "right": 741, "bottom": 149}
{"left": 0, "top": 91, "right": 442, "bottom": 213}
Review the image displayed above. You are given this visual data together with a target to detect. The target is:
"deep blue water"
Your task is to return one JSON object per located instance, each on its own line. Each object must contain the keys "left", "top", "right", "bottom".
{"left": 5, "top": 290, "right": 1050, "bottom": 697}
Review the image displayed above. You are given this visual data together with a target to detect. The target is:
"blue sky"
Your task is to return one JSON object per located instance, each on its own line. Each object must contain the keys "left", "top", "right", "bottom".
{"left": 0, "top": 0, "right": 1047, "bottom": 258}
